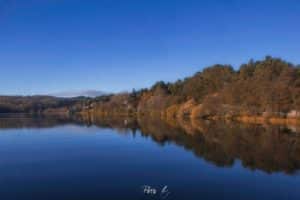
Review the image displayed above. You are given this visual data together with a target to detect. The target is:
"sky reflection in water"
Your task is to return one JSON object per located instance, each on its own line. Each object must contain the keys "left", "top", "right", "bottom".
{"left": 0, "top": 115, "right": 299, "bottom": 200}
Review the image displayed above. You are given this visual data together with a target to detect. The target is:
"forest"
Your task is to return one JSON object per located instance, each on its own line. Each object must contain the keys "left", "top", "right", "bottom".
{"left": 0, "top": 96, "right": 90, "bottom": 114}
{"left": 84, "top": 56, "right": 300, "bottom": 122}
{"left": 1, "top": 56, "right": 300, "bottom": 123}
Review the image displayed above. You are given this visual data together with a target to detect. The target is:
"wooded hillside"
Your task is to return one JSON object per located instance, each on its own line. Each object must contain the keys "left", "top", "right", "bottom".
{"left": 86, "top": 56, "right": 300, "bottom": 121}
{"left": 1, "top": 56, "right": 300, "bottom": 122}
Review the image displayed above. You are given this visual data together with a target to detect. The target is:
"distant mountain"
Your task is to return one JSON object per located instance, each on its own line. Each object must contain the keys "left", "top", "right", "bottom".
{"left": 50, "top": 90, "right": 106, "bottom": 98}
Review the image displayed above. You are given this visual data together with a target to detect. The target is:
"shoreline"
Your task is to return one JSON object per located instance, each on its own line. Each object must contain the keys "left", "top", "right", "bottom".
{"left": 2, "top": 110, "right": 300, "bottom": 127}
{"left": 234, "top": 116, "right": 300, "bottom": 126}
{"left": 80, "top": 110, "right": 300, "bottom": 126}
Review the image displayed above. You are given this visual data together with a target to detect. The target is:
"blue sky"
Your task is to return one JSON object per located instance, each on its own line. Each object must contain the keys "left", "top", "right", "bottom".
{"left": 0, "top": 0, "right": 300, "bottom": 95}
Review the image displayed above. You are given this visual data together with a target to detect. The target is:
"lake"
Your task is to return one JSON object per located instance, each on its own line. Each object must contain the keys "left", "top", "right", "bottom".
{"left": 0, "top": 114, "right": 300, "bottom": 200}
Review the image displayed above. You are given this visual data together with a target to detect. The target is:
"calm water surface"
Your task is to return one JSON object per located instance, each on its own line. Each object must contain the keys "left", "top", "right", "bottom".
{"left": 0, "top": 115, "right": 300, "bottom": 200}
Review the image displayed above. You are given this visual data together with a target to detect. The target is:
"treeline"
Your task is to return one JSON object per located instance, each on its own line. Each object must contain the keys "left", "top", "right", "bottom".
{"left": 2, "top": 56, "right": 300, "bottom": 121}
{"left": 0, "top": 96, "right": 90, "bottom": 114}
{"left": 85, "top": 56, "right": 300, "bottom": 121}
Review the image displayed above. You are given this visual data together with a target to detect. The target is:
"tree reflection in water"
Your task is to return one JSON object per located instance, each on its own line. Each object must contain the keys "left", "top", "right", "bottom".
{"left": 1, "top": 114, "right": 300, "bottom": 174}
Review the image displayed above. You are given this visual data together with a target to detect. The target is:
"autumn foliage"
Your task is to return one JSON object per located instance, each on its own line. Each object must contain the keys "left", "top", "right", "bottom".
{"left": 1, "top": 56, "right": 300, "bottom": 123}
{"left": 85, "top": 56, "right": 300, "bottom": 123}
